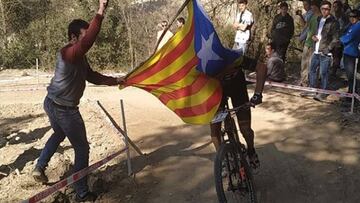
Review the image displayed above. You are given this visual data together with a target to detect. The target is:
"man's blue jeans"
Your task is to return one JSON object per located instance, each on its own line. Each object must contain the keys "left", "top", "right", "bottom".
{"left": 37, "top": 97, "right": 89, "bottom": 197}
{"left": 343, "top": 54, "right": 359, "bottom": 94}
{"left": 309, "top": 53, "right": 331, "bottom": 90}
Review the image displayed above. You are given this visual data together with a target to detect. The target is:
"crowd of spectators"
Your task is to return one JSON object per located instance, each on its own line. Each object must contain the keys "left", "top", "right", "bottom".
{"left": 155, "top": 0, "right": 360, "bottom": 106}
{"left": 244, "top": 0, "right": 360, "bottom": 105}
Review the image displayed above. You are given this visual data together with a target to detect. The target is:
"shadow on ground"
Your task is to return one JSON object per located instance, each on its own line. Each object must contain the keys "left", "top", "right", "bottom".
{"left": 63, "top": 114, "right": 360, "bottom": 203}
{"left": 0, "top": 144, "right": 71, "bottom": 180}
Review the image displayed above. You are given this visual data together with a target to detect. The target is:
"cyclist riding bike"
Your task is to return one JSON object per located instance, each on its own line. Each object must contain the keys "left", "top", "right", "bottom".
{"left": 211, "top": 55, "right": 267, "bottom": 169}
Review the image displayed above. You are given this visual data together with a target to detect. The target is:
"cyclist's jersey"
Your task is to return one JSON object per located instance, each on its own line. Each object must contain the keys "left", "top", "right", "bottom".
{"left": 221, "top": 55, "right": 257, "bottom": 85}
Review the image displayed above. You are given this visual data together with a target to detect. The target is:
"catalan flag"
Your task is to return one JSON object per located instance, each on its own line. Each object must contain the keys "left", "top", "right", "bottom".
{"left": 124, "top": 0, "right": 242, "bottom": 124}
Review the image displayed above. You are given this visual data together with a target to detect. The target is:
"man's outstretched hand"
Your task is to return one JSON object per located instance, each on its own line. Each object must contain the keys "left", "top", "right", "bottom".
{"left": 98, "top": 0, "right": 108, "bottom": 15}
{"left": 116, "top": 76, "right": 126, "bottom": 85}
{"left": 250, "top": 92, "right": 262, "bottom": 106}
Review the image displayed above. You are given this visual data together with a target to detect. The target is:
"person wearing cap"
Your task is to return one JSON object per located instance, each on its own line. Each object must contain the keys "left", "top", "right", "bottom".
{"left": 340, "top": 9, "right": 360, "bottom": 105}
{"left": 270, "top": 1, "right": 294, "bottom": 62}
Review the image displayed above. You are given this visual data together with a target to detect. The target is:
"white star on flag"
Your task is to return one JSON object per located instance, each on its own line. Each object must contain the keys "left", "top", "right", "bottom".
{"left": 197, "top": 32, "right": 222, "bottom": 72}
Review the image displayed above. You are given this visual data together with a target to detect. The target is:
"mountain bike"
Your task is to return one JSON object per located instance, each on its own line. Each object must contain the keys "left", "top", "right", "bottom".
{"left": 212, "top": 100, "right": 256, "bottom": 203}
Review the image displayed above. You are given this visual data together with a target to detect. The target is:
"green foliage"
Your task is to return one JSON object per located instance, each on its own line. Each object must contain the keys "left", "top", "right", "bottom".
{"left": 0, "top": 0, "right": 358, "bottom": 70}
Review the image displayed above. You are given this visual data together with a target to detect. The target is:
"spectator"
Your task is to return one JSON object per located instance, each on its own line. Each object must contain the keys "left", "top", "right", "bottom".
{"left": 296, "top": 0, "right": 313, "bottom": 43}
{"left": 265, "top": 42, "right": 286, "bottom": 82}
{"left": 31, "top": 0, "right": 125, "bottom": 202}
{"left": 156, "top": 20, "right": 174, "bottom": 51}
{"left": 342, "top": 0, "right": 352, "bottom": 15}
{"left": 308, "top": 0, "right": 340, "bottom": 101}
{"left": 340, "top": 9, "right": 360, "bottom": 104}
{"left": 270, "top": 2, "right": 294, "bottom": 62}
{"left": 331, "top": 0, "right": 350, "bottom": 77}
{"left": 333, "top": 1, "right": 350, "bottom": 34}
{"left": 300, "top": 0, "right": 321, "bottom": 87}
{"left": 233, "top": 0, "right": 254, "bottom": 54}
{"left": 176, "top": 17, "right": 185, "bottom": 30}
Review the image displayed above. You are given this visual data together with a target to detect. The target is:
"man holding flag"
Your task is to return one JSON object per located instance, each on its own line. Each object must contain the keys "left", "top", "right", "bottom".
{"left": 32, "top": 0, "right": 125, "bottom": 202}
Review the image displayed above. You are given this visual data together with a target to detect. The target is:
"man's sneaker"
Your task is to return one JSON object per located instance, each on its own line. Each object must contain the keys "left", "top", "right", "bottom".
{"left": 32, "top": 166, "right": 48, "bottom": 183}
{"left": 300, "top": 92, "right": 316, "bottom": 97}
{"left": 74, "top": 191, "right": 98, "bottom": 202}
{"left": 313, "top": 93, "right": 327, "bottom": 101}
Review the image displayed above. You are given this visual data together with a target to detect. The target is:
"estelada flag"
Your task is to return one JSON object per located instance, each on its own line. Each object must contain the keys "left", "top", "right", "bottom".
{"left": 124, "top": 0, "right": 242, "bottom": 124}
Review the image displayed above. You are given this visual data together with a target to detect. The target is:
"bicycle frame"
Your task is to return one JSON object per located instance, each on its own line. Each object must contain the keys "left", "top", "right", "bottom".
{"left": 213, "top": 99, "right": 257, "bottom": 203}
{"left": 214, "top": 101, "right": 251, "bottom": 153}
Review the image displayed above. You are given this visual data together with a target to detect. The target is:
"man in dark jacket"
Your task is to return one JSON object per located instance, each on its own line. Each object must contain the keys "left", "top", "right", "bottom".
{"left": 270, "top": 2, "right": 295, "bottom": 62}
{"left": 308, "top": 0, "right": 340, "bottom": 101}
{"left": 31, "top": 0, "right": 125, "bottom": 202}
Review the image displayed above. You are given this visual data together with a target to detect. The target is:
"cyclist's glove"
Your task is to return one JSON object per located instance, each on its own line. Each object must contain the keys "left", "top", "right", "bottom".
{"left": 250, "top": 92, "right": 263, "bottom": 106}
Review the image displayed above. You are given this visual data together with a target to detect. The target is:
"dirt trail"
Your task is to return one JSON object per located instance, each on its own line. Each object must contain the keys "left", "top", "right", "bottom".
{"left": 0, "top": 69, "right": 360, "bottom": 203}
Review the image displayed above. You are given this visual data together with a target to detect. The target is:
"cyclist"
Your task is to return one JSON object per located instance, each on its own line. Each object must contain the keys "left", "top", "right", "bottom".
{"left": 210, "top": 55, "right": 267, "bottom": 169}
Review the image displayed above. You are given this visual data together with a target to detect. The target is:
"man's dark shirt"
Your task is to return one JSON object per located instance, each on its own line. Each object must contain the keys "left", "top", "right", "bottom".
{"left": 220, "top": 55, "right": 257, "bottom": 85}
{"left": 271, "top": 13, "right": 295, "bottom": 45}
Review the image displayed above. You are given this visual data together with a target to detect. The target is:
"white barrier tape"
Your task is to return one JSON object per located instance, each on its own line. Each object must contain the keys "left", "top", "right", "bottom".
{"left": 21, "top": 147, "right": 128, "bottom": 203}
{"left": 0, "top": 87, "right": 45, "bottom": 92}
{"left": 246, "top": 78, "right": 356, "bottom": 99}
{"left": 355, "top": 93, "right": 360, "bottom": 101}
{"left": 0, "top": 84, "right": 113, "bottom": 92}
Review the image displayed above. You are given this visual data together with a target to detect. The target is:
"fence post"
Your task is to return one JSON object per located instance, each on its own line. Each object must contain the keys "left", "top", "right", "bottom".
{"left": 36, "top": 58, "right": 39, "bottom": 85}
{"left": 350, "top": 58, "right": 359, "bottom": 114}
{"left": 120, "top": 99, "right": 133, "bottom": 176}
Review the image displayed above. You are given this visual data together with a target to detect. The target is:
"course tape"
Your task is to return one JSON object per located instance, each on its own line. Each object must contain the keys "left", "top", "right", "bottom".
{"left": 246, "top": 78, "right": 359, "bottom": 100}
{"left": 0, "top": 87, "right": 45, "bottom": 92}
{"left": 21, "top": 147, "right": 128, "bottom": 203}
{"left": 355, "top": 93, "right": 360, "bottom": 101}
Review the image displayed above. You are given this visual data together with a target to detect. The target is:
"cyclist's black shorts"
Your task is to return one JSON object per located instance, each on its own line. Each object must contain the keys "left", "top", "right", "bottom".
{"left": 220, "top": 70, "right": 250, "bottom": 121}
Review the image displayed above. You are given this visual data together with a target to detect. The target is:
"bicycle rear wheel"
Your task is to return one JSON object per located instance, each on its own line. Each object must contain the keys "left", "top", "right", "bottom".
{"left": 214, "top": 143, "right": 256, "bottom": 203}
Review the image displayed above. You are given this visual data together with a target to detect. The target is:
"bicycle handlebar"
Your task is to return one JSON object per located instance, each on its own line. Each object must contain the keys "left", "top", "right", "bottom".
{"left": 223, "top": 102, "right": 253, "bottom": 113}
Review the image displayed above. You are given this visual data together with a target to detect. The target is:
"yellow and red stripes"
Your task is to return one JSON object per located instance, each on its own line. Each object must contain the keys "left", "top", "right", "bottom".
{"left": 124, "top": 0, "right": 222, "bottom": 124}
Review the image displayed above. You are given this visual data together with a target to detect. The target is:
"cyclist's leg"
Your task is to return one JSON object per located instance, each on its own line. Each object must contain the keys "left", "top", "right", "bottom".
{"left": 230, "top": 71, "right": 259, "bottom": 167}
{"left": 237, "top": 111, "right": 255, "bottom": 156}
{"left": 210, "top": 122, "right": 221, "bottom": 151}
{"left": 233, "top": 99, "right": 255, "bottom": 155}
{"left": 237, "top": 108, "right": 260, "bottom": 168}
{"left": 210, "top": 95, "right": 227, "bottom": 151}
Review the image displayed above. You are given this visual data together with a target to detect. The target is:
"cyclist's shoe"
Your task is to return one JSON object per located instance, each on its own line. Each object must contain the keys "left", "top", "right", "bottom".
{"left": 32, "top": 166, "right": 48, "bottom": 183}
{"left": 248, "top": 153, "right": 260, "bottom": 169}
{"left": 74, "top": 191, "right": 98, "bottom": 202}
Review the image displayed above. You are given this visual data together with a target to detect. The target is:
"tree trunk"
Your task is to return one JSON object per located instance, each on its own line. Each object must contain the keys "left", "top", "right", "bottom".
{"left": 121, "top": 4, "right": 134, "bottom": 70}
{"left": 0, "top": 0, "right": 7, "bottom": 48}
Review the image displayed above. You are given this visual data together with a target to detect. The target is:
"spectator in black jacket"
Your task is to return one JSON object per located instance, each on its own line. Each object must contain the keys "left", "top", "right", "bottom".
{"left": 270, "top": 2, "right": 295, "bottom": 62}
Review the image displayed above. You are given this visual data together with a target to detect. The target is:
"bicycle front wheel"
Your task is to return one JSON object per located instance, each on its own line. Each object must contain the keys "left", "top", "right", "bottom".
{"left": 214, "top": 143, "right": 256, "bottom": 203}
